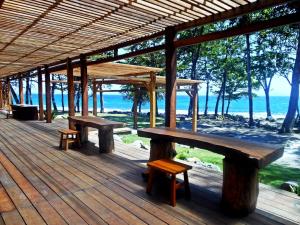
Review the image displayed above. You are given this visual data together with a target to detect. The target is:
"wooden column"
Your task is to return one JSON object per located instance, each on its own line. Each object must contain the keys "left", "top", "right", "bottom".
{"left": 165, "top": 27, "right": 177, "bottom": 128}
{"left": 67, "top": 57, "right": 75, "bottom": 118}
{"left": 192, "top": 84, "right": 198, "bottom": 132}
{"left": 92, "top": 78, "right": 97, "bottom": 116}
{"left": 0, "top": 81, "right": 3, "bottom": 108}
{"left": 149, "top": 72, "right": 156, "bottom": 128}
{"left": 18, "top": 77, "right": 24, "bottom": 104}
{"left": 80, "top": 54, "right": 88, "bottom": 116}
{"left": 45, "top": 65, "right": 52, "bottom": 123}
{"left": 221, "top": 157, "right": 259, "bottom": 216}
{"left": 6, "top": 77, "right": 11, "bottom": 105}
{"left": 37, "top": 67, "right": 44, "bottom": 121}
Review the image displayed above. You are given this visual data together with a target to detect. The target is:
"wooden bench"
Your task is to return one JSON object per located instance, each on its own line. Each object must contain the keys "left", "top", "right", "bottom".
{"left": 146, "top": 159, "right": 192, "bottom": 207}
{"left": 58, "top": 129, "right": 81, "bottom": 151}
{"left": 138, "top": 127, "right": 284, "bottom": 216}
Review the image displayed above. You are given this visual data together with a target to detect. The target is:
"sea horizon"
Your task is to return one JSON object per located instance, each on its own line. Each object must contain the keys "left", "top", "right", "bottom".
{"left": 18, "top": 93, "right": 293, "bottom": 119}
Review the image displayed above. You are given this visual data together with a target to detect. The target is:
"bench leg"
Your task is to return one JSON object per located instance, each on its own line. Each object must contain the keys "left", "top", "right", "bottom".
{"left": 146, "top": 168, "right": 154, "bottom": 194}
{"left": 183, "top": 171, "right": 191, "bottom": 199}
{"left": 221, "top": 157, "right": 258, "bottom": 216}
{"left": 59, "top": 133, "right": 63, "bottom": 149}
{"left": 98, "top": 126, "right": 114, "bottom": 153}
{"left": 170, "top": 174, "right": 176, "bottom": 207}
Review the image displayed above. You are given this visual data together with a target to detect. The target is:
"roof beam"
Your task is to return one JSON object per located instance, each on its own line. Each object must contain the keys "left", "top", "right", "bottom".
{"left": 175, "top": 12, "right": 300, "bottom": 48}
{"left": 174, "top": 0, "right": 297, "bottom": 32}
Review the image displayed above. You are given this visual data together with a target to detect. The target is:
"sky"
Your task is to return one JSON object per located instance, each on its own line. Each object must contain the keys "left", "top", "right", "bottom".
{"left": 25, "top": 73, "right": 292, "bottom": 96}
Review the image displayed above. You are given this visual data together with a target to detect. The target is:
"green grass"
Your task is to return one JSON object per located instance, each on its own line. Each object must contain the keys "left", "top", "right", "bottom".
{"left": 119, "top": 133, "right": 300, "bottom": 190}
{"left": 99, "top": 113, "right": 164, "bottom": 129}
{"left": 259, "top": 164, "right": 300, "bottom": 188}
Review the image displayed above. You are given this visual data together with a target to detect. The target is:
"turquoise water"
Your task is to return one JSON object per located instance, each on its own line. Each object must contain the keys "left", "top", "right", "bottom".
{"left": 21, "top": 93, "right": 291, "bottom": 116}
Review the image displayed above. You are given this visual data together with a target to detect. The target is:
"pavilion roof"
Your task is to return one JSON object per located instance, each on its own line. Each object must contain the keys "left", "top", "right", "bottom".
{"left": 54, "top": 62, "right": 162, "bottom": 78}
{"left": 0, "top": 0, "right": 287, "bottom": 78}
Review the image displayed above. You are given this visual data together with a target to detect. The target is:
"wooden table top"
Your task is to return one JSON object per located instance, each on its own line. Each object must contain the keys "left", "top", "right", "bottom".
{"left": 68, "top": 116, "right": 124, "bottom": 129}
{"left": 138, "top": 127, "right": 284, "bottom": 169}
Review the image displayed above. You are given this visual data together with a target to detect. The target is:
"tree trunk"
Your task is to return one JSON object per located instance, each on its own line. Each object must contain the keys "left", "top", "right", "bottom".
{"left": 264, "top": 87, "right": 272, "bottom": 119}
{"left": 29, "top": 79, "right": 32, "bottom": 105}
{"left": 9, "top": 84, "right": 19, "bottom": 104}
{"left": 226, "top": 97, "right": 231, "bottom": 115}
{"left": 280, "top": 29, "right": 300, "bottom": 133}
{"left": 51, "top": 75, "right": 57, "bottom": 111}
{"left": 246, "top": 34, "right": 254, "bottom": 126}
{"left": 188, "top": 97, "right": 193, "bottom": 117}
{"left": 25, "top": 77, "right": 29, "bottom": 104}
{"left": 221, "top": 72, "right": 227, "bottom": 116}
{"left": 188, "top": 45, "right": 201, "bottom": 117}
{"left": 214, "top": 86, "right": 223, "bottom": 116}
{"left": 99, "top": 84, "right": 104, "bottom": 113}
{"left": 75, "top": 84, "right": 80, "bottom": 112}
{"left": 60, "top": 83, "right": 65, "bottom": 112}
{"left": 204, "top": 80, "right": 210, "bottom": 116}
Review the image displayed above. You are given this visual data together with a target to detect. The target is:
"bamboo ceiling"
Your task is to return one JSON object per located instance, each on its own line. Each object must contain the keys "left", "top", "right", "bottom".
{"left": 0, "top": 0, "right": 260, "bottom": 78}
{"left": 54, "top": 62, "right": 162, "bottom": 77}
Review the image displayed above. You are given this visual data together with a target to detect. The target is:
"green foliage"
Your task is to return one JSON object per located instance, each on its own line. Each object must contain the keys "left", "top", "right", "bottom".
{"left": 259, "top": 164, "right": 300, "bottom": 188}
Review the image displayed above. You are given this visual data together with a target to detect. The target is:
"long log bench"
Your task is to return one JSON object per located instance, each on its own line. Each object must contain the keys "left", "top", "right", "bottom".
{"left": 137, "top": 127, "right": 284, "bottom": 216}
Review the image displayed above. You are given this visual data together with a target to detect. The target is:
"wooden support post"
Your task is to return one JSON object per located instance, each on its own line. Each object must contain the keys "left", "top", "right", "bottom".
{"left": 221, "top": 157, "right": 259, "bottom": 216}
{"left": 165, "top": 27, "right": 177, "bottom": 128}
{"left": 93, "top": 78, "right": 97, "bottom": 116}
{"left": 6, "top": 77, "right": 11, "bottom": 106}
{"left": 149, "top": 72, "right": 156, "bottom": 128}
{"left": 19, "top": 77, "right": 24, "bottom": 104}
{"left": 67, "top": 57, "right": 75, "bottom": 122}
{"left": 37, "top": 67, "right": 44, "bottom": 121}
{"left": 80, "top": 54, "right": 88, "bottom": 116}
{"left": 149, "top": 140, "right": 176, "bottom": 162}
{"left": 45, "top": 65, "right": 52, "bottom": 123}
{"left": 192, "top": 84, "right": 198, "bottom": 132}
{"left": 133, "top": 88, "right": 138, "bottom": 129}
{"left": 0, "top": 81, "right": 2, "bottom": 108}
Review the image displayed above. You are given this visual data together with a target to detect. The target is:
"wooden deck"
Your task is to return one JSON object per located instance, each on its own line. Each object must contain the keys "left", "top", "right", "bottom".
{"left": 0, "top": 116, "right": 299, "bottom": 225}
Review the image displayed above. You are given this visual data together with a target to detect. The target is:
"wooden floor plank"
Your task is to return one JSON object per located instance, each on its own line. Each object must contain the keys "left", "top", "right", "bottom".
{"left": 0, "top": 117, "right": 299, "bottom": 225}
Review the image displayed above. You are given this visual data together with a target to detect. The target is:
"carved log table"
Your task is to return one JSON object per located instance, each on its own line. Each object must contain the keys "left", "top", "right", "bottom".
{"left": 138, "top": 127, "right": 284, "bottom": 216}
{"left": 68, "top": 116, "right": 124, "bottom": 153}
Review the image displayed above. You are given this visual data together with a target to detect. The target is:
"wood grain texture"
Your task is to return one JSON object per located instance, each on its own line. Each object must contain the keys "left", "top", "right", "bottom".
{"left": 138, "top": 127, "right": 284, "bottom": 168}
{"left": 0, "top": 116, "right": 298, "bottom": 224}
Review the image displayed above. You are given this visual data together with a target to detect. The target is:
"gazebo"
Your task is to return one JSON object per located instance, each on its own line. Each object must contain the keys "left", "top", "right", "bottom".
{"left": 53, "top": 62, "right": 201, "bottom": 131}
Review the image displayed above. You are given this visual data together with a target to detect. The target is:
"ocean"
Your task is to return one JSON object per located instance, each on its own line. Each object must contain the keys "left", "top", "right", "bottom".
{"left": 23, "top": 93, "right": 291, "bottom": 119}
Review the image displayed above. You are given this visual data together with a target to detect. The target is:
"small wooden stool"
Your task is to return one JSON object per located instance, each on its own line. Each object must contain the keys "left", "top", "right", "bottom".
{"left": 146, "top": 159, "right": 192, "bottom": 207}
{"left": 58, "top": 129, "right": 81, "bottom": 151}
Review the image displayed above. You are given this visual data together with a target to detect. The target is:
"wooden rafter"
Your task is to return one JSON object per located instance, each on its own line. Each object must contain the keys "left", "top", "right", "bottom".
{"left": 0, "top": 0, "right": 292, "bottom": 78}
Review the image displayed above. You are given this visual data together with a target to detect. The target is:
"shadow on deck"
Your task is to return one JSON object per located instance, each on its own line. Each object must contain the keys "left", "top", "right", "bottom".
{"left": 0, "top": 116, "right": 299, "bottom": 225}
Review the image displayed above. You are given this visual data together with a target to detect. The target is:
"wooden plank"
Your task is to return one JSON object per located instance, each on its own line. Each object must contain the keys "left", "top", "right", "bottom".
{"left": 0, "top": 182, "right": 15, "bottom": 213}
{"left": 37, "top": 67, "right": 44, "bottom": 121}
{"left": 137, "top": 127, "right": 284, "bottom": 169}
{"left": 44, "top": 65, "right": 51, "bottom": 123}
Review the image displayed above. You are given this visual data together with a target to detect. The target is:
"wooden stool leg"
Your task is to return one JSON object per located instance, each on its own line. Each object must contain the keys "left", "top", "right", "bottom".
{"left": 171, "top": 174, "right": 176, "bottom": 207}
{"left": 59, "top": 133, "right": 63, "bottom": 149}
{"left": 76, "top": 134, "right": 81, "bottom": 148}
{"left": 184, "top": 171, "right": 191, "bottom": 199}
{"left": 146, "top": 168, "right": 154, "bottom": 194}
{"left": 65, "top": 138, "right": 69, "bottom": 151}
